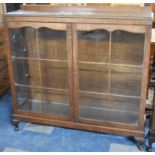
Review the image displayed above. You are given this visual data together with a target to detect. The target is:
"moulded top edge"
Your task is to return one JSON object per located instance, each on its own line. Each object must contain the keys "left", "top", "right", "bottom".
{"left": 4, "top": 9, "right": 153, "bottom": 21}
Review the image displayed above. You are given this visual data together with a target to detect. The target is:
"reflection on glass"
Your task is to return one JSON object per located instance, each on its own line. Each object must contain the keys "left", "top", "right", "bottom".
{"left": 12, "top": 59, "right": 40, "bottom": 86}
{"left": 9, "top": 27, "right": 37, "bottom": 58}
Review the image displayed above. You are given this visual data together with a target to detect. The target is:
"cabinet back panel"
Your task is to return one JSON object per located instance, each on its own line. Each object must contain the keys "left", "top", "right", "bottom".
{"left": 40, "top": 60, "right": 69, "bottom": 89}
{"left": 79, "top": 63, "right": 109, "bottom": 92}
{"left": 78, "top": 30, "right": 109, "bottom": 62}
{"left": 38, "top": 28, "right": 67, "bottom": 60}
{"left": 111, "top": 30, "right": 145, "bottom": 65}
{"left": 111, "top": 65, "right": 142, "bottom": 96}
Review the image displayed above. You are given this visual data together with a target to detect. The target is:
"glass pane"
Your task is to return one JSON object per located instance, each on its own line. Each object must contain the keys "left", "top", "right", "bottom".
{"left": 9, "top": 27, "right": 37, "bottom": 58}
{"left": 40, "top": 60, "right": 69, "bottom": 89}
{"left": 111, "top": 30, "right": 145, "bottom": 65}
{"left": 16, "top": 86, "right": 41, "bottom": 109}
{"left": 111, "top": 65, "right": 142, "bottom": 96}
{"left": 77, "top": 28, "right": 144, "bottom": 125}
{"left": 79, "top": 93, "right": 140, "bottom": 124}
{"left": 12, "top": 58, "right": 40, "bottom": 86}
{"left": 16, "top": 86, "right": 69, "bottom": 116}
{"left": 38, "top": 28, "right": 67, "bottom": 60}
{"left": 79, "top": 63, "right": 109, "bottom": 92}
{"left": 78, "top": 30, "right": 109, "bottom": 62}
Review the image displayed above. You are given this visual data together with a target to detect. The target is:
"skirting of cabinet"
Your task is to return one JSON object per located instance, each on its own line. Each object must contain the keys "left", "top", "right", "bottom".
{"left": 13, "top": 113, "right": 144, "bottom": 138}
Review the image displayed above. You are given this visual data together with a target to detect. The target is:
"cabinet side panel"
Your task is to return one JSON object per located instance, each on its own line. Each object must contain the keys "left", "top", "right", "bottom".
{"left": 4, "top": 22, "right": 18, "bottom": 111}
{"left": 139, "top": 26, "right": 152, "bottom": 128}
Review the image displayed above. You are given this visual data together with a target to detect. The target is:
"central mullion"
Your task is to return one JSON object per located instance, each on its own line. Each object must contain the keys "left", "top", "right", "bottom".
{"left": 66, "top": 24, "right": 74, "bottom": 121}
{"left": 72, "top": 24, "right": 79, "bottom": 122}
{"left": 108, "top": 32, "right": 112, "bottom": 94}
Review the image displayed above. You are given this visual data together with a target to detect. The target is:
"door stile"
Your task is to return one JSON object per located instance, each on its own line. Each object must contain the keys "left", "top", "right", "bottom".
{"left": 138, "top": 26, "right": 152, "bottom": 129}
{"left": 72, "top": 24, "right": 79, "bottom": 122}
{"left": 108, "top": 32, "right": 112, "bottom": 93}
{"left": 67, "top": 24, "right": 74, "bottom": 121}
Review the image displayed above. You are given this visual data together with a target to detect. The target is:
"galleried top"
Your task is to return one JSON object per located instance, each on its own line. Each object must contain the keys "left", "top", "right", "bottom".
{"left": 4, "top": 5, "right": 153, "bottom": 25}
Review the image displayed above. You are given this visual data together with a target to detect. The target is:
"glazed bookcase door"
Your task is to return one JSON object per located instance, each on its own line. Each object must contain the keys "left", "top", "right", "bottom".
{"left": 8, "top": 23, "right": 72, "bottom": 120}
{"left": 74, "top": 24, "right": 146, "bottom": 127}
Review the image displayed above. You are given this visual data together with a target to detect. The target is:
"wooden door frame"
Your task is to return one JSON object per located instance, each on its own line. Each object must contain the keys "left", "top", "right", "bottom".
{"left": 4, "top": 21, "right": 74, "bottom": 121}
{"left": 72, "top": 23, "right": 149, "bottom": 130}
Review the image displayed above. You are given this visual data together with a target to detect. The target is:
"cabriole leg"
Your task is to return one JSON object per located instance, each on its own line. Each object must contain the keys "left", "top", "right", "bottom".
{"left": 12, "top": 119, "right": 19, "bottom": 131}
{"left": 134, "top": 137, "right": 145, "bottom": 151}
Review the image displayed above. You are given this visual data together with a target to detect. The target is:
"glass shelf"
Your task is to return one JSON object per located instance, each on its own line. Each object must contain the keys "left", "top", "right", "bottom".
{"left": 15, "top": 83, "right": 69, "bottom": 92}
{"left": 78, "top": 61, "right": 143, "bottom": 68}
{"left": 11, "top": 56, "right": 68, "bottom": 63}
